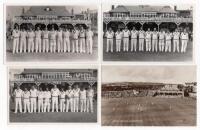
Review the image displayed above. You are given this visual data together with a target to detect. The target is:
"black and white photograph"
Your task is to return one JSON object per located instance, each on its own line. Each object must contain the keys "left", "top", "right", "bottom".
{"left": 5, "top": 5, "right": 98, "bottom": 62}
{"left": 9, "top": 68, "right": 98, "bottom": 123}
{"left": 101, "top": 65, "right": 196, "bottom": 126}
{"left": 103, "top": 5, "right": 193, "bottom": 62}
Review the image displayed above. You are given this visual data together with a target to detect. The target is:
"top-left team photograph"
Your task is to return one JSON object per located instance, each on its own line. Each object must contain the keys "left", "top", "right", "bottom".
{"left": 5, "top": 5, "right": 98, "bottom": 63}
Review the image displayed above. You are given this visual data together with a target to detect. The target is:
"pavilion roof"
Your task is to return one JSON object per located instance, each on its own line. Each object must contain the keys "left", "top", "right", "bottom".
{"left": 19, "top": 69, "right": 97, "bottom": 74}
{"left": 22, "top": 6, "right": 73, "bottom": 17}
{"left": 109, "top": 5, "right": 177, "bottom": 13}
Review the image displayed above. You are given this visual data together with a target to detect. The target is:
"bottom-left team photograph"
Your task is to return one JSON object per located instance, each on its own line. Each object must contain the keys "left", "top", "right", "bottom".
{"left": 8, "top": 67, "right": 98, "bottom": 123}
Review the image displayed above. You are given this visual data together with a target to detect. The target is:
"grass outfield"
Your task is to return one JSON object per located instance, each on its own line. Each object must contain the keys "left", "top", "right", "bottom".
{"left": 101, "top": 97, "right": 196, "bottom": 126}
{"left": 9, "top": 102, "right": 97, "bottom": 123}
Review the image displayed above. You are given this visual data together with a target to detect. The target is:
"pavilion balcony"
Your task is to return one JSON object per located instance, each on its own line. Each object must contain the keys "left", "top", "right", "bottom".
{"left": 12, "top": 17, "right": 92, "bottom": 25}
{"left": 103, "top": 16, "right": 193, "bottom": 23}
{"left": 12, "top": 77, "right": 97, "bottom": 82}
{"left": 13, "top": 78, "right": 35, "bottom": 81}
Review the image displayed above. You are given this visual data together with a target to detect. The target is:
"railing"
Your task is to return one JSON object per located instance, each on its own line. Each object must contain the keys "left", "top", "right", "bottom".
{"left": 13, "top": 18, "right": 92, "bottom": 24}
{"left": 103, "top": 16, "right": 193, "bottom": 23}
{"left": 12, "top": 77, "right": 97, "bottom": 82}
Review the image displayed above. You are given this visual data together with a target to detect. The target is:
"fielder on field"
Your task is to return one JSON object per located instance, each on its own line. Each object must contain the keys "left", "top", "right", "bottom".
{"left": 115, "top": 29, "right": 122, "bottom": 52}
{"left": 19, "top": 28, "right": 27, "bottom": 53}
{"left": 51, "top": 85, "right": 60, "bottom": 112}
{"left": 42, "top": 27, "right": 49, "bottom": 53}
{"left": 86, "top": 85, "right": 94, "bottom": 113}
{"left": 73, "top": 85, "right": 80, "bottom": 112}
{"left": 105, "top": 27, "right": 114, "bottom": 52}
{"left": 122, "top": 26, "right": 130, "bottom": 52}
{"left": 139, "top": 28, "right": 145, "bottom": 51}
{"left": 59, "top": 88, "right": 66, "bottom": 112}
{"left": 30, "top": 86, "right": 38, "bottom": 113}
{"left": 44, "top": 87, "right": 51, "bottom": 112}
{"left": 86, "top": 26, "right": 94, "bottom": 54}
{"left": 37, "top": 88, "right": 44, "bottom": 113}
{"left": 65, "top": 86, "right": 74, "bottom": 112}
{"left": 27, "top": 28, "right": 35, "bottom": 53}
{"left": 80, "top": 87, "right": 87, "bottom": 112}
{"left": 23, "top": 88, "right": 30, "bottom": 113}
{"left": 13, "top": 86, "right": 23, "bottom": 113}
{"left": 35, "top": 27, "right": 42, "bottom": 53}
{"left": 11, "top": 26, "right": 20, "bottom": 54}
{"left": 131, "top": 27, "right": 138, "bottom": 52}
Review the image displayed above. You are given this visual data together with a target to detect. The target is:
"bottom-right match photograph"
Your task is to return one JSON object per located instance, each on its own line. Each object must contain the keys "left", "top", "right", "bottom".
{"left": 101, "top": 65, "right": 196, "bottom": 126}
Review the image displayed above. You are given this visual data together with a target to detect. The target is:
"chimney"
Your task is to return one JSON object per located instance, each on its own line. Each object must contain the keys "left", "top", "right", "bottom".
{"left": 71, "top": 8, "right": 74, "bottom": 15}
{"left": 111, "top": 5, "right": 115, "bottom": 10}
{"left": 22, "top": 7, "right": 25, "bottom": 14}
{"left": 174, "top": 6, "right": 177, "bottom": 11}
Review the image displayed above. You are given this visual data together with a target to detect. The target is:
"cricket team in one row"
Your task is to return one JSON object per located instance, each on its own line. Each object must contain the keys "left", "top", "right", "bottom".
{"left": 13, "top": 84, "right": 94, "bottom": 114}
{"left": 11, "top": 25, "right": 94, "bottom": 54}
{"left": 105, "top": 27, "right": 190, "bottom": 53}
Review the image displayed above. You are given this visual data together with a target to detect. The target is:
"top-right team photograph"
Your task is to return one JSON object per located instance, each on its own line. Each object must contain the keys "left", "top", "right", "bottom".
{"left": 102, "top": 5, "right": 193, "bottom": 62}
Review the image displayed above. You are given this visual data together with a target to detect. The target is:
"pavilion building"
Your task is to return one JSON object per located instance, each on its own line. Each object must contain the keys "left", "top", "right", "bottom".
{"left": 9, "top": 69, "right": 97, "bottom": 93}
{"left": 156, "top": 84, "right": 184, "bottom": 98}
{"left": 103, "top": 5, "right": 193, "bottom": 32}
{"left": 11, "top": 6, "right": 93, "bottom": 30}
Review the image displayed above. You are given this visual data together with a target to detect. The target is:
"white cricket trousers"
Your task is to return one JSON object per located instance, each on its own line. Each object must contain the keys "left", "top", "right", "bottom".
{"left": 123, "top": 38, "right": 129, "bottom": 52}
{"left": 152, "top": 39, "right": 158, "bottom": 52}
{"left": 106, "top": 38, "right": 113, "bottom": 52}
{"left": 80, "top": 99, "right": 86, "bottom": 112}
{"left": 63, "top": 38, "right": 70, "bottom": 52}
{"left": 30, "top": 98, "right": 37, "bottom": 113}
{"left": 35, "top": 38, "right": 41, "bottom": 53}
{"left": 146, "top": 39, "right": 151, "bottom": 52}
{"left": 86, "top": 97, "right": 93, "bottom": 113}
{"left": 116, "top": 39, "right": 121, "bottom": 52}
{"left": 38, "top": 99, "right": 44, "bottom": 113}
{"left": 57, "top": 38, "right": 63, "bottom": 52}
{"left": 15, "top": 98, "right": 22, "bottom": 113}
{"left": 23, "top": 99, "right": 30, "bottom": 113}
{"left": 165, "top": 40, "right": 171, "bottom": 52}
{"left": 72, "top": 39, "right": 79, "bottom": 53}
{"left": 50, "top": 40, "right": 56, "bottom": 53}
{"left": 44, "top": 99, "right": 50, "bottom": 112}
{"left": 80, "top": 38, "right": 86, "bottom": 53}
{"left": 181, "top": 40, "right": 188, "bottom": 53}
{"left": 20, "top": 38, "right": 26, "bottom": 53}
{"left": 173, "top": 39, "right": 179, "bottom": 52}
{"left": 131, "top": 38, "right": 137, "bottom": 52}
{"left": 86, "top": 38, "right": 93, "bottom": 54}
{"left": 28, "top": 38, "right": 34, "bottom": 53}
{"left": 43, "top": 39, "right": 49, "bottom": 52}
{"left": 60, "top": 99, "right": 65, "bottom": 112}
{"left": 139, "top": 39, "right": 144, "bottom": 51}
{"left": 73, "top": 97, "right": 79, "bottom": 112}
{"left": 159, "top": 39, "right": 165, "bottom": 52}
{"left": 66, "top": 98, "right": 73, "bottom": 112}
{"left": 13, "top": 38, "right": 19, "bottom": 54}
{"left": 52, "top": 97, "right": 58, "bottom": 112}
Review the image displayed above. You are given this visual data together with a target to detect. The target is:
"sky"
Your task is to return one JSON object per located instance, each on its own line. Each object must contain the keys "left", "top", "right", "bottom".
{"left": 6, "top": 6, "right": 98, "bottom": 20}
{"left": 102, "top": 5, "right": 193, "bottom": 12}
{"left": 102, "top": 66, "right": 196, "bottom": 84}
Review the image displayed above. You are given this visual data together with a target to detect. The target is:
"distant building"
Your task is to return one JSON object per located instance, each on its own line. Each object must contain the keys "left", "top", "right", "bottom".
{"left": 103, "top": 5, "right": 193, "bottom": 32}
{"left": 185, "top": 82, "right": 197, "bottom": 93}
